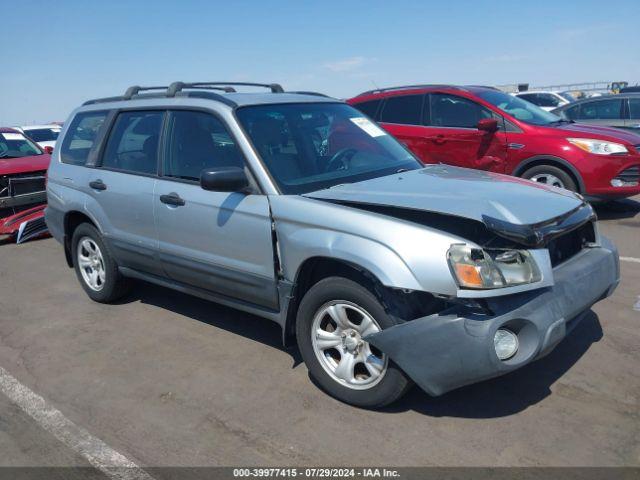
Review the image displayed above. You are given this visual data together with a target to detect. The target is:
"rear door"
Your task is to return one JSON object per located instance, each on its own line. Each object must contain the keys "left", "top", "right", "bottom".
{"left": 86, "top": 110, "right": 163, "bottom": 275}
{"left": 375, "top": 94, "right": 434, "bottom": 163}
{"left": 423, "top": 93, "right": 508, "bottom": 172}
{"left": 154, "top": 110, "right": 278, "bottom": 309}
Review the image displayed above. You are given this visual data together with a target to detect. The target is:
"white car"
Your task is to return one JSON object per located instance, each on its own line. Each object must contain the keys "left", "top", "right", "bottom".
{"left": 13, "top": 124, "right": 62, "bottom": 150}
{"left": 512, "top": 91, "right": 575, "bottom": 111}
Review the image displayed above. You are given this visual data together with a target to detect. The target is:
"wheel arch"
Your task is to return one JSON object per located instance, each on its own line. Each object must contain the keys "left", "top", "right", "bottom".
{"left": 512, "top": 155, "right": 585, "bottom": 193}
{"left": 63, "top": 211, "right": 100, "bottom": 267}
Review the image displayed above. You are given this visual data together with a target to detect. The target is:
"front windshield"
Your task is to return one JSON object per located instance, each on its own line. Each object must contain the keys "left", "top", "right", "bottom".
{"left": 0, "top": 132, "right": 43, "bottom": 159}
{"left": 25, "top": 128, "right": 60, "bottom": 143}
{"left": 236, "top": 103, "right": 421, "bottom": 194}
{"left": 477, "top": 90, "right": 563, "bottom": 126}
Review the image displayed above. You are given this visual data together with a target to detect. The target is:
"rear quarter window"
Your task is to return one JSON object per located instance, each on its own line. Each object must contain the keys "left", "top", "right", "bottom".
{"left": 60, "top": 111, "right": 108, "bottom": 165}
{"left": 352, "top": 99, "right": 382, "bottom": 120}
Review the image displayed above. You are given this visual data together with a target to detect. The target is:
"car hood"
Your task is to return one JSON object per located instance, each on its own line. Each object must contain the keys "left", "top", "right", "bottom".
{"left": 554, "top": 122, "right": 640, "bottom": 144}
{"left": 0, "top": 154, "right": 50, "bottom": 176}
{"left": 304, "top": 165, "right": 584, "bottom": 226}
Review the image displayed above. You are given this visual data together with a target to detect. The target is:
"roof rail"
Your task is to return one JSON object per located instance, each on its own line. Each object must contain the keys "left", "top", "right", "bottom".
{"left": 167, "top": 81, "right": 284, "bottom": 97}
{"left": 123, "top": 85, "right": 168, "bottom": 100}
{"left": 356, "top": 84, "right": 463, "bottom": 96}
{"left": 288, "top": 91, "right": 331, "bottom": 98}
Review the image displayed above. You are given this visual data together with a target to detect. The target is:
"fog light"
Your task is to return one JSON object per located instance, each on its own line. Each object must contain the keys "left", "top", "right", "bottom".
{"left": 494, "top": 329, "right": 518, "bottom": 360}
{"left": 611, "top": 179, "right": 639, "bottom": 187}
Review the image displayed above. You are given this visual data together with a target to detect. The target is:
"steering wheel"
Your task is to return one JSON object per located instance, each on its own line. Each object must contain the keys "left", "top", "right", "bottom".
{"left": 326, "top": 148, "right": 358, "bottom": 172}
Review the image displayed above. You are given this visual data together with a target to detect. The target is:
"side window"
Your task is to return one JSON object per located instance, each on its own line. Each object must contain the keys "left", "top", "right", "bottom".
{"left": 379, "top": 94, "right": 423, "bottom": 125}
{"left": 60, "top": 111, "right": 108, "bottom": 165}
{"left": 517, "top": 93, "right": 539, "bottom": 105}
{"left": 353, "top": 99, "right": 382, "bottom": 120}
{"left": 101, "top": 111, "right": 163, "bottom": 175}
{"left": 537, "top": 94, "right": 561, "bottom": 108}
{"left": 563, "top": 104, "right": 580, "bottom": 120}
{"left": 628, "top": 99, "right": 640, "bottom": 119}
{"left": 429, "top": 93, "right": 492, "bottom": 128}
{"left": 577, "top": 99, "right": 623, "bottom": 120}
{"left": 163, "top": 111, "right": 244, "bottom": 181}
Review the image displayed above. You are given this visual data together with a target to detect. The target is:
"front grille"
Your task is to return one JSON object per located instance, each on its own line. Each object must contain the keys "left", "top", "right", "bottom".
{"left": 16, "top": 215, "right": 48, "bottom": 244}
{"left": 614, "top": 166, "right": 640, "bottom": 184}
{"left": 546, "top": 221, "right": 596, "bottom": 267}
{"left": 0, "top": 171, "right": 47, "bottom": 198}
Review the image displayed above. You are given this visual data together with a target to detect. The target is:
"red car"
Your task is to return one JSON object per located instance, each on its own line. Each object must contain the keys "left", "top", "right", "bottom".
{"left": 0, "top": 128, "right": 50, "bottom": 242}
{"left": 348, "top": 85, "right": 640, "bottom": 200}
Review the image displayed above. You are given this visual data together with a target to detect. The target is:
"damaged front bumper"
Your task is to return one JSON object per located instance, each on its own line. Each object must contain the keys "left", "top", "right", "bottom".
{"left": 365, "top": 237, "right": 620, "bottom": 396}
{"left": 0, "top": 204, "right": 49, "bottom": 243}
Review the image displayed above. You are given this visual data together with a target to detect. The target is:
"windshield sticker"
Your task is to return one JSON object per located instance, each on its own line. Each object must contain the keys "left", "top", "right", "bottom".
{"left": 349, "top": 117, "right": 387, "bottom": 137}
{"left": 1, "top": 133, "right": 26, "bottom": 141}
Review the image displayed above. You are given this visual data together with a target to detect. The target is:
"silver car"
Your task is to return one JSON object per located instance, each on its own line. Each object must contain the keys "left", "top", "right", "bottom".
{"left": 45, "top": 82, "right": 620, "bottom": 407}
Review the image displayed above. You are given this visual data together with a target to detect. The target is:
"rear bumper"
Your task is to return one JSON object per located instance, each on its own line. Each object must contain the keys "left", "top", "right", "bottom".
{"left": 365, "top": 237, "right": 620, "bottom": 396}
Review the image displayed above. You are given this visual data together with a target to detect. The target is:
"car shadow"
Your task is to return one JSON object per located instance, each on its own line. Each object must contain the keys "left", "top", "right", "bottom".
{"left": 593, "top": 197, "right": 640, "bottom": 220}
{"left": 383, "top": 310, "right": 603, "bottom": 417}
{"left": 120, "top": 281, "right": 602, "bottom": 418}
{"left": 119, "top": 281, "right": 303, "bottom": 364}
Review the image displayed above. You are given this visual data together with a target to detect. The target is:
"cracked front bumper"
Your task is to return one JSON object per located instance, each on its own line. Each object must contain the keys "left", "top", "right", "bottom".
{"left": 365, "top": 237, "right": 620, "bottom": 396}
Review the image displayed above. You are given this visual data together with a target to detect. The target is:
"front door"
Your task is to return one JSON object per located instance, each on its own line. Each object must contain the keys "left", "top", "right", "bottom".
{"left": 423, "top": 93, "right": 508, "bottom": 172}
{"left": 154, "top": 110, "right": 278, "bottom": 309}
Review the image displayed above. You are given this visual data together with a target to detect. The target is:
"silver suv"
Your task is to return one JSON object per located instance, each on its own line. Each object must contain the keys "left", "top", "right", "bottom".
{"left": 46, "top": 81, "right": 620, "bottom": 407}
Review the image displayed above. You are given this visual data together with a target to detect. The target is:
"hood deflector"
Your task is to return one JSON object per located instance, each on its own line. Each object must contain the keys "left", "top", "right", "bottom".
{"left": 322, "top": 199, "right": 595, "bottom": 248}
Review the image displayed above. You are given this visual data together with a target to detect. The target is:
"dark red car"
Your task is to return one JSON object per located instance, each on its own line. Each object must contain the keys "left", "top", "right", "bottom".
{"left": 348, "top": 85, "right": 640, "bottom": 200}
{"left": 0, "top": 127, "right": 50, "bottom": 242}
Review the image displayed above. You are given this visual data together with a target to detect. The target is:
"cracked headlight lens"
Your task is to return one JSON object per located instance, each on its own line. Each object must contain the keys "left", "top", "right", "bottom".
{"left": 447, "top": 244, "right": 541, "bottom": 289}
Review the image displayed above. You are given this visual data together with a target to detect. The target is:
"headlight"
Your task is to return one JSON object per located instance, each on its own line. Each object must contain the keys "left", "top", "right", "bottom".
{"left": 447, "top": 244, "right": 541, "bottom": 289}
{"left": 567, "top": 138, "right": 628, "bottom": 155}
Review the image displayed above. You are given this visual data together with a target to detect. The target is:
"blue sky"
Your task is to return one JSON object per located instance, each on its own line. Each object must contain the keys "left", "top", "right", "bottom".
{"left": 1, "top": 0, "right": 638, "bottom": 125}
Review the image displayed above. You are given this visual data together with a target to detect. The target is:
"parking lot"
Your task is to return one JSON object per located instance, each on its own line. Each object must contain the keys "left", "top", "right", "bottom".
{"left": 0, "top": 197, "right": 638, "bottom": 471}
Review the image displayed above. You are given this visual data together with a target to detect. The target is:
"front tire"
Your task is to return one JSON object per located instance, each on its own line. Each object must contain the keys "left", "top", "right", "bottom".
{"left": 296, "top": 277, "right": 411, "bottom": 407}
{"left": 521, "top": 164, "right": 577, "bottom": 192}
{"left": 71, "top": 223, "right": 131, "bottom": 303}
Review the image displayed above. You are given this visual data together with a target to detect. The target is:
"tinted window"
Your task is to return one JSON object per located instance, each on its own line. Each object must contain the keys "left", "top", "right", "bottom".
{"left": 536, "top": 94, "right": 561, "bottom": 108}
{"left": 353, "top": 100, "right": 382, "bottom": 119}
{"left": 0, "top": 131, "right": 42, "bottom": 159}
{"left": 163, "top": 111, "right": 244, "bottom": 181}
{"left": 563, "top": 104, "right": 580, "bottom": 120}
{"left": 236, "top": 103, "right": 420, "bottom": 194}
{"left": 379, "top": 95, "right": 423, "bottom": 125}
{"left": 24, "top": 128, "right": 60, "bottom": 143}
{"left": 101, "top": 111, "right": 163, "bottom": 174}
{"left": 627, "top": 98, "right": 640, "bottom": 119}
{"left": 429, "top": 93, "right": 492, "bottom": 128}
{"left": 577, "top": 99, "right": 623, "bottom": 120}
{"left": 517, "top": 93, "right": 539, "bottom": 105}
{"left": 60, "top": 112, "right": 107, "bottom": 165}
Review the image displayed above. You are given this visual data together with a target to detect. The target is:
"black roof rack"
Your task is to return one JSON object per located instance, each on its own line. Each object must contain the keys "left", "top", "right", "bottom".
{"left": 83, "top": 80, "right": 286, "bottom": 106}
{"left": 356, "top": 84, "right": 464, "bottom": 96}
{"left": 167, "top": 81, "right": 284, "bottom": 97}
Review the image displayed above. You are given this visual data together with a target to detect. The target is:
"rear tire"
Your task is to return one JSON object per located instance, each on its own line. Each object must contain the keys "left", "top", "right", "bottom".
{"left": 71, "top": 223, "right": 131, "bottom": 303}
{"left": 296, "top": 277, "right": 411, "bottom": 408}
{"left": 521, "top": 164, "right": 577, "bottom": 192}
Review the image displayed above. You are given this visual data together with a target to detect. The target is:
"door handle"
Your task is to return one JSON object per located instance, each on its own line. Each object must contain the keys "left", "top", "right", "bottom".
{"left": 432, "top": 135, "right": 446, "bottom": 145}
{"left": 160, "top": 193, "right": 185, "bottom": 206}
{"left": 89, "top": 180, "right": 107, "bottom": 191}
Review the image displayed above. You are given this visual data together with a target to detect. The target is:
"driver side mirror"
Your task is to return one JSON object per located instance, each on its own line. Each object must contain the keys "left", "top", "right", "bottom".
{"left": 200, "top": 167, "right": 250, "bottom": 192}
{"left": 477, "top": 118, "right": 499, "bottom": 132}
{"left": 43, "top": 146, "right": 54, "bottom": 154}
